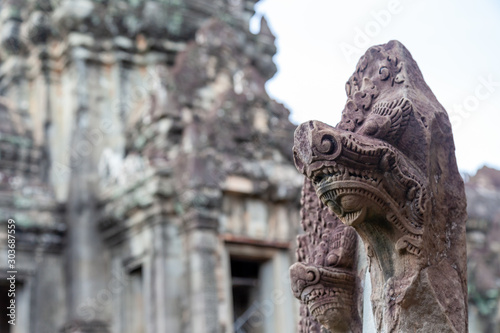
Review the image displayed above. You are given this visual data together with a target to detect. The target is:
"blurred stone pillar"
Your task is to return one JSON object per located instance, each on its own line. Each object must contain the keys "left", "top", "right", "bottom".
{"left": 184, "top": 210, "right": 220, "bottom": 333}
{"left": 61, "top": 56, "right": 110, "bottom": 333}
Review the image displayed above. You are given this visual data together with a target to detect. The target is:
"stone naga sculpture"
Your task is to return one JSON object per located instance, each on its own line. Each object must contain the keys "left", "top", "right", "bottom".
{"left": 290, "top": 179, "right": 360, "bottom": 333}
{"left": 292, "top": 40, "right": 468, "bottom": 332}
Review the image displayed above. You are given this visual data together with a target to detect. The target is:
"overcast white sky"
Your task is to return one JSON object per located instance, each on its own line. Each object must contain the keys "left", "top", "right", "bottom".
{"left": 251, "top": 0, "right": 500, "bottom": 175}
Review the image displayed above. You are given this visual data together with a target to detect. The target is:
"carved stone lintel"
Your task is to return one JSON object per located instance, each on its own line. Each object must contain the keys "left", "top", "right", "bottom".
{"left": 292, "top": 40, "right": 468, "bottom": 332}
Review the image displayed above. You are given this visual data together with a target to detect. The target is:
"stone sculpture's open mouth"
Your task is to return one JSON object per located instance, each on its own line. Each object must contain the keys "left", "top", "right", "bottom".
{"left": 294, "top": 120, "right": 426, "bottom": 256}
{"left": 290, "top": 262, "right": 355, "bottom": 331}
{"left": 306, "top": 287, "right": 354, "bottom": 327}
{"left": 309, "top": 161, "right": 384, "bottom": 227}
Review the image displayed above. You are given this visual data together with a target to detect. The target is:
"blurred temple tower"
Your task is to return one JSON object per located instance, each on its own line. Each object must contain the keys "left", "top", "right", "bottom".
{"left": 0, "top": 1, "right": 303, "bottom": 332}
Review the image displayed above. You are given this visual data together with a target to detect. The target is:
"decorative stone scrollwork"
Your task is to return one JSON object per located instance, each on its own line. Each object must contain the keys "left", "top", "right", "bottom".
{"left": 292, "top": 41, "right": 468, "bottom": 333}
{"left": 290, "top": 178, "right": 360, "bottom": 333}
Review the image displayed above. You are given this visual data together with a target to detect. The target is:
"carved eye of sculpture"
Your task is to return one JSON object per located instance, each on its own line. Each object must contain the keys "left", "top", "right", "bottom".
{"left": 313, "top": 133, "right": 337, "bottom": 156}
{"left": 379, "top": 66, "right": 390, "bottom": 81}
{"left": 306, "top": 271, "right": 316, "bottom": 282}
{"left": 326, "top": 254, "right": 339, "bottom": 266}
{"left": 358, "top": 115, "right": 391, "bottom": 139}
{"left": 361, "top": 119, "right": 379, "bottom": 136}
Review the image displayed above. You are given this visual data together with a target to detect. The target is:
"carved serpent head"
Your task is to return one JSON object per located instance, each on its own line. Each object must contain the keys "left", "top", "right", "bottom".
{"left": 292, "top": 40, "right": 468, "bottom": 332}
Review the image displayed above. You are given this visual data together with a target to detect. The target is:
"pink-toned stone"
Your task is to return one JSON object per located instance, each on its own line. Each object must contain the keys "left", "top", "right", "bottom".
{"left": 292, "top": 40, "right": 468, "bottom": 332}
{"left": 290, "top": 178, "right": 361, "bottom": 333}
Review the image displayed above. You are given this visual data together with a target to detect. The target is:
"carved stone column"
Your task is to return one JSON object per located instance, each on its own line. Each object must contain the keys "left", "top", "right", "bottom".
{"left": 292, "top": 40, "right": 468, "bottom": 333}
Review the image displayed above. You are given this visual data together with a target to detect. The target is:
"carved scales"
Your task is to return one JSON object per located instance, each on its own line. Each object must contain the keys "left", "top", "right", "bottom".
{"left": 291, "top": 41, "right": 468, "bottom": 332}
